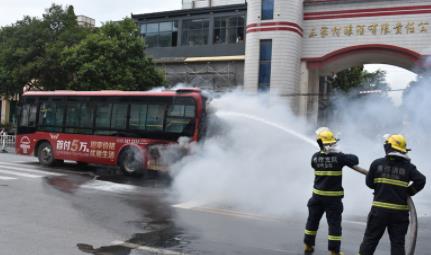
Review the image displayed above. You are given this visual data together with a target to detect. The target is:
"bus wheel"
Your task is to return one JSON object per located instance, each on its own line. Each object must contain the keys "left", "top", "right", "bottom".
{"left": 119, "top": 147, "right": 145, "bottom": 177}
{"left": 37, "top": 142, "right": 57, "bottom": 166}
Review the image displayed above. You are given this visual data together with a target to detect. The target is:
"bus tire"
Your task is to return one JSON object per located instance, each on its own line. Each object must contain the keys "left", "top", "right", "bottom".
{"left": 37, "top": 142, "right": 57, "bottom": 166}
{"left": 118, "top": 147, "right": 145, "bottom": 177}
{"left": 76, "top": 161, "right": 88, "bottom": 167}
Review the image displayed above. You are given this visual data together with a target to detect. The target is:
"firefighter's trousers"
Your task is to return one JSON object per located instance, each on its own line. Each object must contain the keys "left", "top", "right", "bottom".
{"left": 304, "top": 195, "right": 343, "bottom": 252}
{"left": 359, "top": 207, "right": 409, "bottom": 255}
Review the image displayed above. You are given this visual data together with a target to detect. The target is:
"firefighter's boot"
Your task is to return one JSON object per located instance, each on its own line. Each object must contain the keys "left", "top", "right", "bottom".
{"left": 304, "top": 244, "right": 314, "bottom": 254}
{"left": 329, "top": 251, "right": 344, "bottom": 255}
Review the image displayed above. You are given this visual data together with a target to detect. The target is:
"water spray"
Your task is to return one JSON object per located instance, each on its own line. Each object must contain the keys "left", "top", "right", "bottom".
{"left": 215, "top": 110, "right": 418, "bottom": 255}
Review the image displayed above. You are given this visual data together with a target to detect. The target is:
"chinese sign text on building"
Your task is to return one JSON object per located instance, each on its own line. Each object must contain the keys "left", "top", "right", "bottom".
{"left": 308, "top": 21, "right": 429, "bottom": 38}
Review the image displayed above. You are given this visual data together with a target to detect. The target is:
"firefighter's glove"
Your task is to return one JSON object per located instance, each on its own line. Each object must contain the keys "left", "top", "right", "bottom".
{"left": 407, "top": 186, "right": 418, "bottom": 196}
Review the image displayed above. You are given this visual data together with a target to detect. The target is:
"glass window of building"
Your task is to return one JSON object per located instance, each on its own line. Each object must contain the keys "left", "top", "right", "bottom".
{"left": 258, "top": 40, "right": 272, "bottom": 92}
{"left": 140, "top": 21, "right": 178, "bottom": 48}
{"left": 262, "top": 0, "right": 274, "bottom": 20}
{"left": 214, "top": 15, "right": 245, "bottom": 44}
{"left": 181, "top": 19, "right": 209, "bottom": 46}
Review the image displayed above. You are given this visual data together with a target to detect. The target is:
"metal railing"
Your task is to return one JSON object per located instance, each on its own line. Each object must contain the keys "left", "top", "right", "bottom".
{"left": 0, "top": 135, "right": 16, "bottom": 150}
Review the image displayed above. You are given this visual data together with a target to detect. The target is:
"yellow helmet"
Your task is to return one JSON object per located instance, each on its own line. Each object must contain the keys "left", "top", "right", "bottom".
{"left": 316, "top": 128, "right": 337, "bottom": 145}
{"left": 385, "top": 134, "right": 408, "bottom": 153}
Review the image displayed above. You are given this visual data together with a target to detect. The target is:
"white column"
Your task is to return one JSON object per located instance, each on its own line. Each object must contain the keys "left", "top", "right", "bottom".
{"left": 1, "top": 98, "right": 10, "bottom": 126}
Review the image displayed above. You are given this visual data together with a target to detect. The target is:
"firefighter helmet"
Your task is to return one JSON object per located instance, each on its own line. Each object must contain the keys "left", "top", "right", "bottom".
{"left": 385, "top": 134, "right": 408, "bottom": 153}
{"left": 316, "top": 127, "right": 337, "bottom": 145}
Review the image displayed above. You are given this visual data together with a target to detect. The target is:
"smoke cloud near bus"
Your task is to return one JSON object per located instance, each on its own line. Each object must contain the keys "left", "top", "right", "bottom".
{"left": 168, "top": 73, "right": 430, "bottom": 218}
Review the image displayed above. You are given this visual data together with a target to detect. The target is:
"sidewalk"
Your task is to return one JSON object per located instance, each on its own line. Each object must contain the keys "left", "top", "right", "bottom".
{"left": 1, "top": 146, "right": 16, "bottom": 154}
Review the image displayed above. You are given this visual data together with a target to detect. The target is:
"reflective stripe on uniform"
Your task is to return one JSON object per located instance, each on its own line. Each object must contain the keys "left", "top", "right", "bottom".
{"left": 315, "top": 170, "right": 342, "bottom": 176}
{"left": 313, "top": 188, "right": 344, "bottom": 197}
{"left": 374, "top": 178, "right": 409, "bottom": 187}
{"left": 304, "top": 229, "right": 317, "bottom": 235}
{"left": 328, "top": 235, "right": 342, "bottom": 241}
{"left": 372, "top": 201, "right": 409, "bottom": 211}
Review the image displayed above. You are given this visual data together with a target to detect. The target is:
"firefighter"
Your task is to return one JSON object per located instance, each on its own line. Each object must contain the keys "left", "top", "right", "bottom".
{"left": 358, "top": 134, "right": 426, "bottom": 255}
{"left": 304, "top": 127, "right": 359, "bottom": 255}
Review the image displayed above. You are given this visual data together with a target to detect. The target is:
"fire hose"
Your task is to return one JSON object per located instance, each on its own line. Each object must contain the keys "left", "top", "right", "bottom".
{"left": 350, "top": 165, "right": 417, "bottom": 255}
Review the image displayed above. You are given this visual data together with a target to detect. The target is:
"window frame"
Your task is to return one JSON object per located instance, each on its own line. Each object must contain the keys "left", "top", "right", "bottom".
{"left": 261, "top": 0, "right": 275, "bottom": 20}
{"left": 141, "top": 21, "right": 178, "bottom": 48}
{"left": 213, "top": 15, "right": 245, "bottom": 45}
{"left": 181, "top": 18, "right": 210, "bottom": 46}
{"left": 258, "top": 39, "right": 273, "bottom": 92}
{"left": 37, "top": 97, "right": 66, "bottom": 132}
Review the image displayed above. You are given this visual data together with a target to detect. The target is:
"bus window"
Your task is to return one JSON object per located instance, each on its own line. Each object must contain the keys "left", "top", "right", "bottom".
{"left": 65, "top": 100, "right": 93, "bottom": 134}
{"left": 130, "top": 103, "right": 148, "bottom": 130}
{"left": 95, "top": 103, "right": 112, "bottom": 129}
{"left": 20, "top": 104, "right": 30, "bottom": 126}
{"left": 38, "top": 99, "right": 64, "bottom": 132}
{"left": 80, "top": 103, "right": 93, "bottom": 128}
{"left": 29, "top": 104, "right": 37, "bottom": 127}
{"left": 111, "top": 103, "right": 128, "bottom": 129}
{"left": 168, "top": 104, "right": 185, "bottom": 117}
{"left": 18, "top": 98, "right": 38, "bottom": 134}
{"left": 185, "top": 105, "right": 196, "bottom": 118}
{"left": 146, "top": 104, "right": 165, "bottom": 131}
{"left": 165, "top": 104, "right": 195, "bottom": 135}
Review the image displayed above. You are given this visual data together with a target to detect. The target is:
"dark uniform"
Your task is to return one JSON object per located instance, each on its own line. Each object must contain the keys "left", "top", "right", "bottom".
{"left": 304, "top": 150, "right": 359, "bottom": 253}
{"left": 359, "top": 154, "right": 426, "bottom": 255}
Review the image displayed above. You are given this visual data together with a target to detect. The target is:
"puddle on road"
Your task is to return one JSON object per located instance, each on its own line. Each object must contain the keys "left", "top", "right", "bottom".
{"left": 41, "top": 165, "right": 197, "bottom": 255}
{"left": 44, "top": 175, "right": 94, "bottom": 193}
{"left": 74, "top": 193, "right": 191, "bottom": 255}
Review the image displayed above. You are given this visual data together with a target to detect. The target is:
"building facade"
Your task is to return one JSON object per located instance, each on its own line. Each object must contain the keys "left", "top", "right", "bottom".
{"left": 135, "top": 0, "right": 431, "bottom": 121}
{"left": 77, "top": 15, "right": 96, "bottom": 28}
{"left": 132, "top": 3, "right": 247, "bottom": 91}
{"left": 0, "top": 96, "right": 17, "bottom": 128}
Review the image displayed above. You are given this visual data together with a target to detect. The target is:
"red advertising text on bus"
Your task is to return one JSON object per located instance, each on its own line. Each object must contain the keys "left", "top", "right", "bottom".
{"left": 16, "top": 89, "right": 207, "bottom": 175}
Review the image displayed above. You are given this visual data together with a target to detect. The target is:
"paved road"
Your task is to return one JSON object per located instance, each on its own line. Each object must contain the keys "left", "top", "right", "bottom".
{"left": 0, "top": 152, "right": 429, "bottom": 254}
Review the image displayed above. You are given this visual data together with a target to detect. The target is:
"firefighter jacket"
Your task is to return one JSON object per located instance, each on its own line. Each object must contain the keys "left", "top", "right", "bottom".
{"left": 311, "top": 151, "right": 359, "bottom": 198}
{"left": 366, "top": 153, "right": 426, "bottom": 211}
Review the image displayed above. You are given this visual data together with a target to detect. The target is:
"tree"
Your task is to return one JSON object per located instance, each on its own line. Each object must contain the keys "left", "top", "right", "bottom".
{"left": 61, "top": 18, "right": 164, "bottom": 91}
{"left": 0, "top": 5, "right": 163, "bottom": 96}
{"left": 324, "top": 66, "right": 399, "bottom": 133}
{"left": 328, "top": 66, "right": 389, "bottom": 94}
{"left": 0, "top": 4, "right": 89, "bottom": 95}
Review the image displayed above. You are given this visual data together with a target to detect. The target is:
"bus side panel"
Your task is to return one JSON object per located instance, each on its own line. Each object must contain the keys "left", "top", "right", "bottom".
{"left": 16, "top": 134, "right": 37, "bottom": 156}
{"left": 16, "top": 131, "right": 169, "bottom": 167}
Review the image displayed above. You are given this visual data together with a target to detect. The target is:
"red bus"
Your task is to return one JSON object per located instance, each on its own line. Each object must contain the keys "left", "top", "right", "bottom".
{"left": 15, "top": 89, "right": 207, "bottom": 175}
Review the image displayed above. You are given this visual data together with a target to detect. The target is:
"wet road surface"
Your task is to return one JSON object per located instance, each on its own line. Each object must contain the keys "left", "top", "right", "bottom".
{"left": 0, "top": 152, "right": 429, "bottom": 254}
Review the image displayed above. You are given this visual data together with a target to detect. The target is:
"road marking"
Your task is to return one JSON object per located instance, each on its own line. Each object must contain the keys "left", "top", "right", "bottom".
{"left": 344, "top": 220, "right": 367, "bottom": 226}
{"left": 0, "top": 167, "right": 43, "bottom": 178}
{"left": 0, "top": 176, "right": 17, "bottom": 180}
{"left": 13, "top": 161, "right": 39, "bottom": 164}
{"left": 111, "top": 240, "right": 187, "bottom": 255}
{"left": 173, "top": 202, "right": 280, "bottom": 222}
{"left": 81, "top": 180, "right": 138, "bottom": 193}
{"left": 0, "top": 163, "right": 62, "bottom": 176}
{"left": 171, "top": 201, "right": 204, "bottom": 209}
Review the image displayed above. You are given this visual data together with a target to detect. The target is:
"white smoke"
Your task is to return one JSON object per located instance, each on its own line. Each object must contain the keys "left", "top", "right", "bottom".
{"left": 170, "top": 92, "right": 329, "bottom": 217}
{"left": 168, "top": 70, "right": 430, "bottom": 218}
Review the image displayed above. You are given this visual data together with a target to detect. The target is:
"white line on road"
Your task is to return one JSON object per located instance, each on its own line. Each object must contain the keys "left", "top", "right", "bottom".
{"left": 344, "top": 220, "right": 367, "bottom": 226}
{"left": 111, "top": 240, "right": 188, "bottom": 255}
{"left": 0, "top": 176, "right": 17, "bottom": 180}
{"left": 174, "top": 202, "right": 368, "bottom": 225}
{"left": 80, "top": 181, "right": 138, "bottom": 193}
{"left": 0, "top": 167, "right": 43, "bottom": 178}
{"left": 0, "top": 163, "right": 62, "bottom": 176}
{"left": 173, "top": 202, "right": 280, "bottom": 222}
